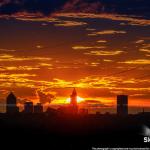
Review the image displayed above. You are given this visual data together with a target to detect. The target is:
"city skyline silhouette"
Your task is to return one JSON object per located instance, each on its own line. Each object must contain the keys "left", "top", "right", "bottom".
{"left": 0, "top": 1, "right": 149, "bottom": 149}
{"left": 3, "top": 88, "right": 150, "bottom": 115}
{"left": 0, "top": 87, "right": 150, "bottom": 149}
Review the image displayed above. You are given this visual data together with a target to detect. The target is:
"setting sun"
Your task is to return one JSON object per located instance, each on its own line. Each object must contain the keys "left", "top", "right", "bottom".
{"left": 66, "top": 96, "right": 84, "bottom": 103}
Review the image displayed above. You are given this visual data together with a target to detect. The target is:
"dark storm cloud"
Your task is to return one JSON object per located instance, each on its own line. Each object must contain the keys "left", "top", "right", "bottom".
{"left": 0, "top": 0, "right": 68, "bottom": 15}
{"left": 0, "top": 0, "right": 150, "bottom": 17}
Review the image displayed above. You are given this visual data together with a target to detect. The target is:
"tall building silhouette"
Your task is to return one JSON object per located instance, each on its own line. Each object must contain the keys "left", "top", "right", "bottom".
{"left": 34, "top": 103, "right": 43, "bottom": 113}
{"left": 70, "top": 88, "right": 78, "bottom": 114}
{"left": 117, "top": 95, "right": 128, "bottom": 115}
{"left": 24, "top": 102, "right": 33, "bottom": 113}
{"left": 70, "top": 88, "right": 77, "bottom": 106}
{"left": 6, "top": 92, "right": 19, "bottom": 113}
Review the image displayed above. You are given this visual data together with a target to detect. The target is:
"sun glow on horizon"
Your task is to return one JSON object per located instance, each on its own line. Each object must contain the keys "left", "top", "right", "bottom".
{"left": 66, "top": 96, "right": 84, "bottom": 103}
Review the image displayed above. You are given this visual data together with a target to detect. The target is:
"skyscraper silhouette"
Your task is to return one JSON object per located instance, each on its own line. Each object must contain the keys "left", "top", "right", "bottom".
{"left": 34, "top": 103, "right": 43, "bottom": 113}
{"left": 70, "top": 88, "right": 77, "bottom": 106}
{"left": 24, "top": 102, "right": 33, "bottom": 113}
{"left": 6, "top": 92, "right": 19, "bottom": 113}
{"left": 70, "top": 88, "right": 78, "bottom": 114}
{"left": 117, "top": 95, "right": 128, "bottom": 116}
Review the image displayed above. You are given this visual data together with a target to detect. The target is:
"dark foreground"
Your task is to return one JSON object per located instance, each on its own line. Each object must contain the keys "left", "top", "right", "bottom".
{"left": 0, "top": 113, "right": 150, "bottom": 150}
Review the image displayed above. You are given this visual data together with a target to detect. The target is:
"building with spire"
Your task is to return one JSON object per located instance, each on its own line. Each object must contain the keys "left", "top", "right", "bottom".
{"left": 57, "top": 88, "right": 78, "bottom": 115}
{"left": 6, "top": 92, "right": 19, "bottom": 114}
{"left": 70, "top": 88, "right": 78, "bottom": 114}
{"left": 70, "top": 88, "right": 77, "bottom": 106}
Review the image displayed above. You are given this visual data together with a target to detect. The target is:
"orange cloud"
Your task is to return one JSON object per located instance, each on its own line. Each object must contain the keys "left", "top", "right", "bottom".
{"left": 84, "top": 50, "right": 124, "bottom": 56}
{"left": 54, "top": 13, "right": 150, "bottom": 26}
{"left": 103, "top": 59, "right": 113, "bottom": 62}
{"left": 135, "top": 40, "right": 144, "bottom": 44}
{"left": 0, "top": 66, "right": 40, "bottom": 71}
{"left": 88, "top": 30, "right": 126, "bottom": 36}
{"left": 119, "top": 59, "right": 150, "bottom": 65}
{"left": 0, "top": 54, "right": 52, "bottom": 62}
{"left": 0, "top": 48, "right": 16, "bottom": 52}
{"left": 97, "top": 40, "right": 107, "bottom": 43}
{"left": 54, "top": 20, "right": 87, "bottom": 27}
{"left": 72, "top": 46, "right": 106, "bottom": 50}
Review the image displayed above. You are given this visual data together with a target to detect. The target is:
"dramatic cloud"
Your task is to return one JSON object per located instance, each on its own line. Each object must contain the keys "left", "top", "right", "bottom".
{"left": 0, "top": 73, "right": 37, "bottom": 88}
{"left": 55, "top": 13, "right": 150, "bottom": 26}
{"left": 36, "top": 89, "right": 55, "bottom": 104}
{"left": 0, "top": 0, "right": 150, "bottom": 18}
{"left": 0, "top": 0, "right": 67, "bottom": 15}
{"left": 0, "top": 0, "right": 149, "bottom": 112}
{"left": 3, "top": 11, "right": 88, "bottom": 27}
{"left": 61, "top": 0, "right": 103, "bottom": 13}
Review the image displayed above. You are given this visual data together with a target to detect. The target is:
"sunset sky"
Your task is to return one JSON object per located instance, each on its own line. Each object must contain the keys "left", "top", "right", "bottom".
{"left": 0, "top": 0, "right": 149, "bottom": 113}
